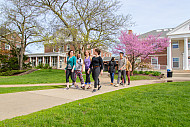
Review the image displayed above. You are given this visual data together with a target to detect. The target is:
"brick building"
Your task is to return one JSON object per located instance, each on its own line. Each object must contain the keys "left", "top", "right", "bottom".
{"left": 26, "top": 43, "right": 112, "bottom": 69}
{"left": 0, "top": 27, "right": 21, "bottom": 55}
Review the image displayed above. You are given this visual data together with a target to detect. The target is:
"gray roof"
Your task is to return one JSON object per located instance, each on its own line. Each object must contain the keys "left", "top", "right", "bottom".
{"left": 139, "top": 28, "right": 174, "bottom": 38}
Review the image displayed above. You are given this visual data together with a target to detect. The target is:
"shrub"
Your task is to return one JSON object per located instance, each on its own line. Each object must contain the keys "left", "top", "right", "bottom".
{"left": 139, "top": 71, "right": 144, "bottom": 74}
{"left": 133, "top": 70, "right": 138, "bottom": 74}
{"left": 152, "top": 71, "right": 161, "bottom": 76}
{"left": 144, "top": 71, "right": 150, "bottom": 75}
{"left": 44, "top": 64, "right": 49, "bottom": 69}
{"left": 36, "top": 64, "right": 44, "bottom": 69}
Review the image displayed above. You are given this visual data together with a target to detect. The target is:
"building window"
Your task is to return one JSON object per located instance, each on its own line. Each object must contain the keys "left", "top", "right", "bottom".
{"left": 5, "top": 43, "right": 10, "bottom": 50}
{"left": 135, "top": 58, "right": 141, "bottom": 63}
{"left": 52, "top": 56, "right": 57, "bottom": 66}
{"left": 172, "top": 42, "right": 179, "bottom": 48}
{"left": 38, "top": 57, "right": 43, "bottom": 64}
{"left": 59, "top": 46, "right": 64, "bottom": 52}
{"left": 188, "top": 41, "right": 190, "bottom": 49}
{"left": 66, "top": 45, "right": 70, "bottom": 51}
{"left": 151, "top": 57, "right": 158, "bottom": 65}
{"left": 31, "top": 57, "right": 36, "bottom": 67}
{"left": 173, "top": 58, "right": 179, "bottom": 68}
{"left": 53, "top": 46, "right": 57, "bottom": 52}
{"left": 45, "top": 57, "right": 49, "bottom": 65}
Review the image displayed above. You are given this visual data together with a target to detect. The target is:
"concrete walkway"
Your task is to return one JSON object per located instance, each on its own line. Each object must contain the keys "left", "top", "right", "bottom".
{"left": 0, "top": 73, "right": 178, "bottom": 121}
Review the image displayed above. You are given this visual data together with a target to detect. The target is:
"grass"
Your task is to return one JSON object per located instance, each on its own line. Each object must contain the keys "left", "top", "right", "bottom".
{"left": 0, "top": 81, "right": 189, "bottom": 126}
{"left": 0, "top": 85, "right": 66, "bottom": 94}
{"left": 114, "top": 74, "right": 158, "bottom": 81}
{"left": 0, "top": 69, "right": 93, "bottom": 85}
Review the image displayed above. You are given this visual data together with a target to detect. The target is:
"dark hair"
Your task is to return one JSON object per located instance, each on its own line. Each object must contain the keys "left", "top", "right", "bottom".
{"left": 120, "top": 52, "right": 124, "bottom": 55}
{"left": 68, "top": 50, "right": 74, "bottom": 56}
{"left": 84, "top": 50, "right": 91, "bottom": 56}
{"left": 95, "top": 49, "right": 101, "bottom": 55}
{"left": 111, "top": 57, "right": 115, "bottom": 61}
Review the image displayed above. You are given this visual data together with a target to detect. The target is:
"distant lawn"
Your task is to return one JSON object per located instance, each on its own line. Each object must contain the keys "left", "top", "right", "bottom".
{"left": 0, "top": 81, "right": 189, "bottom": 126}
{"left": 0, "top": 85, "right": 65, "bottom": 94}
{"left": 114, "top": 74, "right": 158, "bottom": 81}
{"left": 0, "top": 69, "right": 93, "bottom": 85}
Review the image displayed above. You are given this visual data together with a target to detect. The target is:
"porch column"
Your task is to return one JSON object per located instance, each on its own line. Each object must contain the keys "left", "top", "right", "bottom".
{"left": 36, "top": 57, "right": 38, "bottom": 67}
{"left": 167, "top": 38, "right": 172, "bottom": 70}
{"left": 43, "top": 56, "right": 45, "bottom": 65}
{"left": 50, "top": 56, "right": 52, "bottom": 67}
{"left": 29, "top": 57, "right": 31, "bottom": 63}
{"left": 184, "top": 37, "right": 189, "bottom": 70}
{"left": 57, "top": 56, "right": 60, "bottom": 69}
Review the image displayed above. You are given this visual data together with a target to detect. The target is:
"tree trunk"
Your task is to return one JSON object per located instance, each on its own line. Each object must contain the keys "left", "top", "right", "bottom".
{"left": 19, "top": 47, "right": 24, "bottom": 70}
{"left": 131, "top": 54, "right": 135, "bottom": 76}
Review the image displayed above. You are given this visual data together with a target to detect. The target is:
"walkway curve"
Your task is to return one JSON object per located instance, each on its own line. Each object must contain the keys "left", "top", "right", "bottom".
{"left": 0, "top": 73, "right": 163, "bottom": 121}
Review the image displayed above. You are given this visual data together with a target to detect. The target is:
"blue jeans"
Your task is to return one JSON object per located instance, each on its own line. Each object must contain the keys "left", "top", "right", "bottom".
{"left": 110, "top": 73, "right": 115, "bottom": 83}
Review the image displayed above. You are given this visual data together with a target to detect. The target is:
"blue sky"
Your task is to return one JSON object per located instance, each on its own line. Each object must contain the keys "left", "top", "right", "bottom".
{"left": 120, "top": 0, "right": 190, "bottom": 34}
{"left": 1, "top": 0, "right": 190, "bottom": 53}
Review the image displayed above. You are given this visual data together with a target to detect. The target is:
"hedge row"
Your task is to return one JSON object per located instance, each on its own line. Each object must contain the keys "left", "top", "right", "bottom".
{"left": 0, "top": 70, "right": 27, "bottom": 76}
{"left": 133, "top": 70, "right": 161, "bottom": 76}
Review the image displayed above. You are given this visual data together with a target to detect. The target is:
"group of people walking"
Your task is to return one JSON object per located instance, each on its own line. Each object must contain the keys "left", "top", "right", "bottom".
{"left": 108, "top": 52, "right": 132, "bottom": 87}
{"left": 65, "top": 49, "right": 132, "bottom": 92}
{"left": 65, "top": 49, "right": 103, "bottom": 92}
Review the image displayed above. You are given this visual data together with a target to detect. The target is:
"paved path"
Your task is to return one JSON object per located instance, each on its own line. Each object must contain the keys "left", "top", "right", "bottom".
{"left": 0, "top": 73, "right": 166, "bottom": 121}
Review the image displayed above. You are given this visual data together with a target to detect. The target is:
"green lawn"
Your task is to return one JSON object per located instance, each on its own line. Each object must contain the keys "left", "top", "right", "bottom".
{"left": 114, "top": 74, "right": 158, "bottom": 81}
{"left": 0, "top": 69, "right": 93, "bottom": 85}
{"left": 0, "top": 85, "right": 65, "bottom": 94}
{"left": 0, "top": 81, "right": 189, "bottom": 126}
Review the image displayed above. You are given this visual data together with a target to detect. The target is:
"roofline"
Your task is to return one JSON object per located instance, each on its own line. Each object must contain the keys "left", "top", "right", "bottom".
{"left": 167, "top": 19, "right": 190, "bottom": 36}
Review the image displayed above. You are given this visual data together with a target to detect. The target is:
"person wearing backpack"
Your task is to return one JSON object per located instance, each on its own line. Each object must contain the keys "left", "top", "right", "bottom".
{"left": 108, "top": 57, "right": 116, "bottom": 85}
{"left": 65, "top": 50, "right": 76, "bottom": 90}
{"left": 73, "top": 54, "right": 85, "bottom": 89}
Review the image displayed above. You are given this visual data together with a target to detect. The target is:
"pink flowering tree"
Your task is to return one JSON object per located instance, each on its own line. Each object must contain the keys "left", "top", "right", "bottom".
{"left": 114, "top": 31, "right": 170, "bottom": 73}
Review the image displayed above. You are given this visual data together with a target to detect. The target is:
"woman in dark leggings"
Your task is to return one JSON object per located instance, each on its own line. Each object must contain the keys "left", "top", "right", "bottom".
{"left": 65, "top": 50, "right": 76, "bottom": 90}
{"left": 83, "top": 50, "right": 92, "bottom": 89}
{"left": 88, "top": 49, "right": 103, "bottom": 92}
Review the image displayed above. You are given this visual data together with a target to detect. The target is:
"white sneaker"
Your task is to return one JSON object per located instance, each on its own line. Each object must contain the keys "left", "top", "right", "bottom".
{"left": 123, "top": 84, "right": 126, "bottom": 87}
{"left": 70, "top": 85, "right": 75, "bottom": 88}
{"left": 114, "top": 84, "right": 119, "bottom": 87}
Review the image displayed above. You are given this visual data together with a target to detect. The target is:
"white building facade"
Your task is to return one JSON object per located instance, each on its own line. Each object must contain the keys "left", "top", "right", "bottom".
{"left": 167, "top": 19, "right": 190, "bottom": 70}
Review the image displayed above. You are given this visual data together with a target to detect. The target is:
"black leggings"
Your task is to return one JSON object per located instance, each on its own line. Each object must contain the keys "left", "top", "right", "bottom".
{"left": 92, "top": 67, "right": 100, "bottom": 88}
{"left": 85, "top": 69, "right": 91, "bottom": 84}
{"left": 66, "top": 69, "right": 75, "bottom": 83}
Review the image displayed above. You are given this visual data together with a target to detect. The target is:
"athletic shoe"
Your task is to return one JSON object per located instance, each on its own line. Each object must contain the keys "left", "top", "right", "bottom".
{"left": 92, "top": 89, "right": 97, "bottom": 92}
{"left": 87, "top": 86, "right": 92, "bottom": 89}
{"left": 70, "top": 85, "right": 75, "bottom": 88}
{"left": 123, "top": 84, "right": 126, "bottom": 87}
{"left": 114, "top": 84, "right": 119, "bottom": 87}
{"left": 98, "top": 85, "right": 101, "bottom": 90}
{"left": 64, "top": 87, "right": 69, "bottom": 90}
{"left": 82, "top": 86, "right": 85, "bottom": 90}
{"left": 76, "top": 86, "right": 80, "bottom": 89}
{"left": 128, "top": 83, "right": 130, "bottom": 85}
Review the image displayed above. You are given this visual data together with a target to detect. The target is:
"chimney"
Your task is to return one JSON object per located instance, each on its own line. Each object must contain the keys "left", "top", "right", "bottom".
{"left": 128, "top": 30, "right": 133, "bottom": 34}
